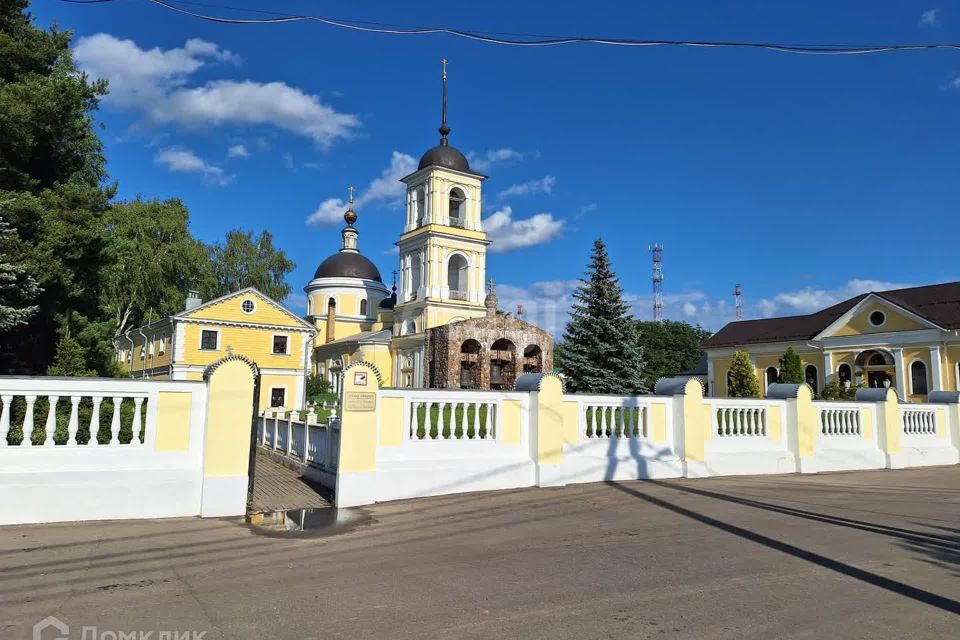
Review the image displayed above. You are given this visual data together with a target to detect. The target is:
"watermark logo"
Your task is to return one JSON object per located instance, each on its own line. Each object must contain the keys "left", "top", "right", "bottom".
{"left": 33, "top": 616, "right": 69, "bottom": 640}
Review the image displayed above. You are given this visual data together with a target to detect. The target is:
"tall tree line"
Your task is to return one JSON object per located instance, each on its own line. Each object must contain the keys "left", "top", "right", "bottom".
{"left": 0, "top": 1, "right": 295, "bottom": 375}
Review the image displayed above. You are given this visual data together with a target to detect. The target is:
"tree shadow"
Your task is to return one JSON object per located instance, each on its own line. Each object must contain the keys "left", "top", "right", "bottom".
{"left": 607, "top": 481, "right": 960, "bottom": 616}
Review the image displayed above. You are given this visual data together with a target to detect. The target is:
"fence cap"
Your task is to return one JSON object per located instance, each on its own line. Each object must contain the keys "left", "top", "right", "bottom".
{"left": 927, "top": 390, "right": 960, "bottom": 404}
{"left": 514, "top": 372, "right": 565, "bottom": 392}
{"left": 855, "top": 387, "right": 900, "bottom": 403}
{"left": 653, "top": 376, "right": 702, "bottom": 396}
{"left": 765, "top": 383, "right": 810, "bottom": 400}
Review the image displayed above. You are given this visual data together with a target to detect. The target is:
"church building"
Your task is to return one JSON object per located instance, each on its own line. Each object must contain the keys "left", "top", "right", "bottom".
{"left": 308, "top": 63, "right": 553, "bottom": 392}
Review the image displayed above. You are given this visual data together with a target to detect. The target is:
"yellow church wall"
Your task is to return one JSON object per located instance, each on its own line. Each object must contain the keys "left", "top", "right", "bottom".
{"left": 186, "top": 292, "right": 302, "bottom": 328}
{"left": 832, "top": 302, "right": 928, "bottom": 336}
{"left": 180, "top": 323, "right": 307, "bottom": 370}
{"left": 903, "top": 348, "right": 932, "bottom": 400}
{"left": 259, "top": 374, "right": 299, "bottom": 410}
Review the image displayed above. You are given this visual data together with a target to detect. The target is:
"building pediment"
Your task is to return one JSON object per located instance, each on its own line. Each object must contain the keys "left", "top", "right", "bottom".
{"left": 815, "top": 293, "right": 941, "bottom": 340}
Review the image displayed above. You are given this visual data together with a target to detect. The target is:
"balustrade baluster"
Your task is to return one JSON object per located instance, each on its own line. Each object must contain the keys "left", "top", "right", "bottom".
{"left": 43, "top": 395, "right": 59, "bottom": 446}
{"left": 470, "top": 401, "right": 479, "bottom": 439}
{"left": 67, "top": 396, "right": 81, "bottom": 445}
{"left": 425, "top": 402, "right": 434, "bottom": 439}
{"left": 132, "top": 398, "right": 144, "bottom": 444}
{"left": 0, "top": 395, "right": 11, "bottom": 447}
{"left": 109, "top": 397, "right": 122, "bottom": 445}
{"left": 21, "top": 395, "right": 36, "bottom": 447}
{"left": 89, "top": 397, "right": 102, "bottom": 446}
{"left": 485, "top": 403, "right": 494, "bottom": 439}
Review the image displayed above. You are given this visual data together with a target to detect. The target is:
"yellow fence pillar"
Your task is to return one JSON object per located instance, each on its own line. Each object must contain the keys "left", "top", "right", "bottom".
{"left": 335, "top": 361, "right": 383, "bottom": 507}
{"left": 519, "top": 373, "right": 573, "bottom": 488}
{"left": 767, "top": 383, "right": 812, "bottom": 473}
{"left": 201, "top": 356, "right": 258, "bottom": 517}
{"left": 654, "top": 377, "right": 707, "bottom": 478}
{"left": 856, "top": 387, "right": 901, "bottom": 469}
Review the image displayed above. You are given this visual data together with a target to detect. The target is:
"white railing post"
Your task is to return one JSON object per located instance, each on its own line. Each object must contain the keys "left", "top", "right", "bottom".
{"left": 0, "top": 395, "right": 11, "bottom": 447}
{"left": 67, "top": 396, "right": 81, "bottom": 445}
{"left": 132, "top": 397, "right": 144, "bottom": 444}
{"left": 273, "top": 411, "right": 280, "bottom": 451}
{"left": 21, "top": 395, "right": 36, "bottom": 447}
{"left": 109, "top": 396, "right": 122, "bottom": 445}
{"left": 286, "top": 414, "right": 293, "bottom": 456}
{"left": 89, "top": 397, "right": 102, "bottom": 446}
{"left": 44, "top": 395, "right": 59, "bottom": 446}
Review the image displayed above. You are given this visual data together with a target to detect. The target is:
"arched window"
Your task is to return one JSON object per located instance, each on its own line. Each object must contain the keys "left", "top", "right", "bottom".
{"left": 409, "top": 254, "right": 422, "bottom": 300}
{"left": 447, "top": 254, "right": 468, "bottom": 298}
{"left": 868, "top": 353, "right": 887, "bottom": 367}
{"left": 415, "top": 187, "right": 426, "bottom": 226}
{"left": 448, "top": 187, "right": 466, "bottom": 227}
{"left": 523, "top": 344, "right": 543, "bottom": 374}
{"left": 327, "top": 298, "right": 336, "bottom": 314}
{"left": 911, "top": 361, "right": 929, "bottom": 395}
{"left": 360, "top": 299, "right": 368, "bottom": 316}
{"left": 804, "top": 365, "right": 819, "bottom": 393}
{"left": 460, "top": 339, "right": 481, "bottom": 388}
{"left": 837, "top": 363, "right": 852, "bottom": 384}
{"left": 404, "top": 320, "right": 416, "bottom": 335}
{"left": 765, "top": 366, "right": 778, "bottom": 389}
{"left": 490, "top": 339, "right": 516, "bottom": 390}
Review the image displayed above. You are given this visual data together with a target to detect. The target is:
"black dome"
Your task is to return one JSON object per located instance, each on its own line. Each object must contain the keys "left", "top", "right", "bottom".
{"left": 418, "top": 144, "right": 470, "bottom": 172}
{"left": 313, "top": 252, "right": 382, "bottom": 282}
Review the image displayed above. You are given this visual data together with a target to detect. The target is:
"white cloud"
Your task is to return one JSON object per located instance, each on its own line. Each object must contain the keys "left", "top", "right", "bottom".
{"left": 74, "top": 34, "right": 359, "bottom": 148}
{"left": 483, "top": 206, "right": 565, "bottom": 253}
{"left": 920, "top": 8, "right": 941, "bottom": 27}
{"left": 227, "top": 144, "right": 249, "bottom": 158}
{"left": 155, "top": 147, "right": 233, "bottom": 186}
{"left": 498, "top": 176, "right": 556, "bottom": 199}
{"left": 467, "top": 148, "right": 536, "bottom": 172}
{"left": 943, "top": 74, "right": 960, "bottom": 90}
{"left": 754, "top": 279, "right": 914, "bottom": 318}
{"left": 306, "top": 152, "right": 417, "bottom": 226}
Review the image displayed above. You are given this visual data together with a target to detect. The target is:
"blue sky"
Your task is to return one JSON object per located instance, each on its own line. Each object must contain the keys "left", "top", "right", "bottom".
{"left": 34, "top": 0, "right": 960, "bottom": 334}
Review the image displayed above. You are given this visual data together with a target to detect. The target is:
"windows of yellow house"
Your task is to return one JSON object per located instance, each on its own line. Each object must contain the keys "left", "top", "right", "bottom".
{"left": 159, "top": 336, "right": 166, "bottom": 355}
{"left": 241, "top": 298, "right": 256, "bottom": 314}
{"left": 270, "top": 387, "right": 286, "bottom": 408}
{"left": 200, "top": 329, "right": 219, "bottom": 351}
{"left": 272, "top": 335, "right": 289, "bottom": 355}
{"left": 838, "top": 363, "right": 852, "bottom": 384}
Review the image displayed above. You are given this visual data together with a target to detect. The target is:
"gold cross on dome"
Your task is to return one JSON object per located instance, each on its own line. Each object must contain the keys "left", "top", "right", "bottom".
{"left": 348, "top": 185, "right": 355, "bottom": 205}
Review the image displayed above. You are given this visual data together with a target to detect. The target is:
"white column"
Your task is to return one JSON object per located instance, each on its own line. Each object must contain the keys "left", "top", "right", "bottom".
{"left": 892, "top": 348, "right": 907, "bottom": 401}
{"left": 706, "top": 360, "right": 715, "bottom": 398}
{"left": 930, "top": 346, "right": 944, "bottom": 391}
{"left": 822, "top": 351, "right": 833, "bottom": 385}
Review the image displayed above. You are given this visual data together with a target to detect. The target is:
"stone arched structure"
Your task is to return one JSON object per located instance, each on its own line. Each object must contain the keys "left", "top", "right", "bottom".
{"left": 424, "top": 314, "right": 553, "bottom": 389}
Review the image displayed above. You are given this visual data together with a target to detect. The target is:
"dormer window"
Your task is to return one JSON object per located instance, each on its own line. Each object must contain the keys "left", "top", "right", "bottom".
{"left": 448, "top": 187, "right": 465, "bottom": 227}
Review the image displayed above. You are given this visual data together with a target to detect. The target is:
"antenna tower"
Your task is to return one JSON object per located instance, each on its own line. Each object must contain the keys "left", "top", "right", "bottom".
{"left": 649, "top": 244, "right": 663, "bottom": 322}
{"left": 734, "top": 284, "right": 743, "bottom": 320}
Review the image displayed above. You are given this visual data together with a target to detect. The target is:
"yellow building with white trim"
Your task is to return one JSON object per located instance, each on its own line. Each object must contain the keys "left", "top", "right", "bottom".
{"left": 703, "top": 282, "right": 960, "bottom": 403}
{"left": 117, "top": 288, "right": 316, "bottom": 410}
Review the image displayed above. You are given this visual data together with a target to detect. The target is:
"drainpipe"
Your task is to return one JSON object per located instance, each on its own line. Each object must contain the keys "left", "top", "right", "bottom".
{"left": 137, "top": 326, "right": 149, "bottom": 378}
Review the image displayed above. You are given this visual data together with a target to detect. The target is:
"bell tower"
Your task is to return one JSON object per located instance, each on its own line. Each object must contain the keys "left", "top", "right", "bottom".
{"left": 394, "top": 59, "right": 490, "bottom": 338}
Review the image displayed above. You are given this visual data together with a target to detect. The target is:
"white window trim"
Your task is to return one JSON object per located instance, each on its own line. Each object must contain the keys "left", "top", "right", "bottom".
{"left": 269, "top": 386, "right": 287, "bottom": 409}
{"left": 199, "top": 328, "right": 220, "bottom": 351}
{"left": 868, "top": 310, "right": 886, "bottom": 328}
{"left": 272, "top": 333, "right": 291, "bottom": 355}
{"left": 908, "top": 359, "right": 930, "bottom": 396}
{"left": 836, "top": 362, "right": 852, "bottom": 381}
{"left": 359, "top": 298, "right": 369, "bottom": 316}
{"left": 241, "top": 298, "right": 257, "bottom": 314}
{"left": 158, "top": 336, "right": 166, "bottom": 355}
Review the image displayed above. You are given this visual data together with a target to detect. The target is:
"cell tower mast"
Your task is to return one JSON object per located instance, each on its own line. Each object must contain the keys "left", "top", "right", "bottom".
{"left": 649, "top": 244, "right": 663, "bottom": 322}
{"left": 734, "top": 283, "right": 743, "bottom": 321}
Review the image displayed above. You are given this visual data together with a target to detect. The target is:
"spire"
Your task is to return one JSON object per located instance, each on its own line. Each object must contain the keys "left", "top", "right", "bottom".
{"left": 439, "top": 58, "right": 450, "bottom": 146}
{"left": 341, "top": 185, "right": 359, "bottom": 252}
{"left": 484, "top": 278, "right": 498, "bottom": 317}
{"left": 344, "top": 185, "right": 357, "bottom": 226}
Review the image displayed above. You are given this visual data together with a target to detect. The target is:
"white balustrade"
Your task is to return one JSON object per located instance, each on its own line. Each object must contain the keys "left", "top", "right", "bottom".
{"left": 0, "top": 383, "right": 150, "bottom": 448}
{"left": 710, "top": 402, "right": 767, "bottom": 437}
{"left": 581, "top": 400, "right": 649, "bottom": 439}
{"left": 902, "top": 407, "right": 936, "bottom": 435}
{"left": 255, "top": 411, "right": 341, "bottom": 471}
{"left": 407, "top": 397, "right": 498, "bottom": 441}
{"left": 817, "top": 406, "right": 861, "bottom": 436}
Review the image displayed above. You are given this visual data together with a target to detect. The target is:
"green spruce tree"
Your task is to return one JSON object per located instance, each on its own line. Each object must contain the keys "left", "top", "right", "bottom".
{"left": 779, "top": 347, "right": 804, "bottom": 384}
{"left": 559, "top": 239, "right": 646, "bottom": 393}
{"left": 46, "top": 334, "right": 95, "bottom": 376}
{"left": 728, "top": 351, "right": 761, "bottom": 398}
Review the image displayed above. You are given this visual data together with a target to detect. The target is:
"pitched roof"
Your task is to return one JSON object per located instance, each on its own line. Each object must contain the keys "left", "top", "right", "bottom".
{"left": 176, "top": 287, "right": 316, "bottom": 332}
{"left": 703, "top": 281, "right": 960, "bottom": 349}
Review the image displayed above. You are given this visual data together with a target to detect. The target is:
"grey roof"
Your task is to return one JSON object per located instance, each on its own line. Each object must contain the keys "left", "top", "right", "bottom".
{"left": 418, "top": 143, "right": 471, "bottom": 173}
{"left": 313, "top": 251, "right": 382, "bottom": 282}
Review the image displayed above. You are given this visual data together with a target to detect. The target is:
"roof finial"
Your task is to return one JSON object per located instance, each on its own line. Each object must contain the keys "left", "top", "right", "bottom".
{"left": 439, "top": 58, "right": 450, "bottom": 146}
{"left": 487, "top": 278, "right": 495, "bottom": 294}
{"left": 344, "top": 185, "right": 357, "bottom": 226}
